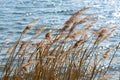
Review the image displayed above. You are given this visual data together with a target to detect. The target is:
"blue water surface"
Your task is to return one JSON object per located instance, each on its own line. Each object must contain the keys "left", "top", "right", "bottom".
{"left": 0, "top": 0, "right": 120, "bottom": 79}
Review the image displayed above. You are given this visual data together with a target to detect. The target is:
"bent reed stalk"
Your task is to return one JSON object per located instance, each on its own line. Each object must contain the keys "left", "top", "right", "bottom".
{"left": 0, "top": 7, "right": 120, "bottom": 80}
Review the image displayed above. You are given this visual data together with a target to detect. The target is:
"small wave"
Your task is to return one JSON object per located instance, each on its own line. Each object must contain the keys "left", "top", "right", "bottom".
{"left": 0, "top": 27, "right": 8, "bottom": 30}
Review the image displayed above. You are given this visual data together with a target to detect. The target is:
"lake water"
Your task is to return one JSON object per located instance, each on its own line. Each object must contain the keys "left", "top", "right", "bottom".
{"left": 0, "top": 0, "right": 120, "bottom": 79}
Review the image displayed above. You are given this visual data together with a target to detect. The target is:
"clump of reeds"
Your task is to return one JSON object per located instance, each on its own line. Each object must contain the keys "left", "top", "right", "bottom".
{"left": 0, "top": 7, "right": 120, "bottom": 80}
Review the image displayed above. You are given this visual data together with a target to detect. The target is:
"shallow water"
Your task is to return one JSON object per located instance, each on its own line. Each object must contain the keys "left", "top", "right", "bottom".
{"left": 0, "top": 0, "right": 120, "bottom": 79}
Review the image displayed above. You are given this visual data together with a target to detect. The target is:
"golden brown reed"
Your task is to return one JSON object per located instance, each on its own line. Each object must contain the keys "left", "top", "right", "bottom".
{"left": 61, "top": 7, "right": 90, "bottom": 31}
{"left": 6, "top": 45, "right": 15, "bottom": 55}
{"left": 22, "top": 19, "right": 39, "bottom": 34}
{"left": 94, "top": 26, "right": 117, "bottom": 46}
{"left": 22, "top": 25, "right": 35, "bottom": 34}
{"left": 73, "top": 39, "right": 86, "bottom": 48}
{"left": 67, "top": 14, "right": 96, "bottom": 38}
{"left": 78, "top": 14, "right": 96, "bottom": 24}
{"left": 0, "top": 7, "right": 119, "bottom": 80}
{"left": 84, "top": 20, "right": 98, "bottom": 30}
{"left": 53, "top": 32, "right": 66, "bottom": 43}
{"left": 31, "top": 27, "right": 45, "bottom": 39}
{"left": 103, "top": 46, "right": 116, "bottom": 59}
{"left": 69, "top": 30, "right": 84, "bottom": 38}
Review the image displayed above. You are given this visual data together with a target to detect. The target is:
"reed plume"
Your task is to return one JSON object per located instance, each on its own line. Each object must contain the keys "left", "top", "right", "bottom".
{"left": 61, "top": 7, "right": 90, "bottom": 31}
{"left": 22, "top": 19, "right": 39, "bottom": 34}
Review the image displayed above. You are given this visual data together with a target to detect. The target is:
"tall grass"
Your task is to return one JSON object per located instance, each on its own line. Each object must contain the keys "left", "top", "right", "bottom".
{"left": 0, "top": 7, "right": 120, "bottom": 80}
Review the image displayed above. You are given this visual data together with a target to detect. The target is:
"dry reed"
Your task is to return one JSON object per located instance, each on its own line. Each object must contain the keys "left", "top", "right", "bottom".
{"left": 0, "top": 7, "right": 119, "bottom": 80}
